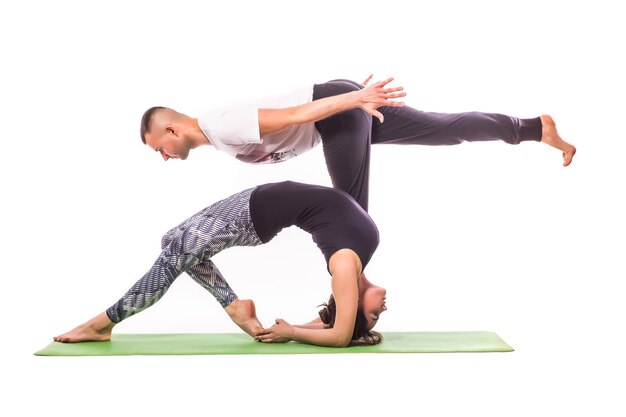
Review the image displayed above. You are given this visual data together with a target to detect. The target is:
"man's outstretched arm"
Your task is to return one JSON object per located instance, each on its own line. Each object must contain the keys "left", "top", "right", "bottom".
{"left": 258, "top": 77, "right": 405, "bottom": 136}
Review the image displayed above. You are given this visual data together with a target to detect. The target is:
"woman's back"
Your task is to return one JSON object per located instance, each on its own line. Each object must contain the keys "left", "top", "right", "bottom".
{"left": 250, "top": 181, "right": 379, "bottom": 270}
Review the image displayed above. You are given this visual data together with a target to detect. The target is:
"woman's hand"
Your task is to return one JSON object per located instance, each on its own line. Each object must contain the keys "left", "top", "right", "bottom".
{"left": 254, "top": 319, "right": 294, "bottom": 343}
{"left": 353, "top": 76, "right": 406, "bottom": 123}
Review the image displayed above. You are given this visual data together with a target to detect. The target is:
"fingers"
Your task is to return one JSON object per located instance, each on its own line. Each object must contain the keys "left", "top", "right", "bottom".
{"left": 255, "top": 335, "right": 286, "bottom": 343}
{"left": 254, "top": 327, "right": 273, "bottom": 342}
{"left": 383, "top": 92, "right": 406, "bottom": 101}
{"left": 362, "top": 74, "right": 373, "bottom": 86}
{"left": 253, "top": 327, "right": 270, "bottom": 336}
{"left": 373, "top": 76, "right": 395, "bottom": 87}
{"left": 369, "top": 84, "right": 405, "bottom": 99}
{"left": 374, "top": 95, "right": 405, "bottom": 106}
{"left": 255, "top": 333, "right": 269, "bottom": 342}
{"left": 254, "top": 331, "right": 280, "bottom": 343}
{"left": 364, "top": 85, "right": 405, "bottom": 103}
{"left": 364, "top": 78, "right": 405, "bottom": 97}
{"left": 365, "top": 77, "right": 395, "bottom": 90}
{"left": 253, "top": 320, "right": 281, "bottom": 342}
{"left": 383, "top": 86, "right": 404, "bottom": 93}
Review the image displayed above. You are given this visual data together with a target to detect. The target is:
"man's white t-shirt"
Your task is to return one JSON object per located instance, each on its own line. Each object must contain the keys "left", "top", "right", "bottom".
{"left": 197, "top": 85, "right": 322, "bottom": 164}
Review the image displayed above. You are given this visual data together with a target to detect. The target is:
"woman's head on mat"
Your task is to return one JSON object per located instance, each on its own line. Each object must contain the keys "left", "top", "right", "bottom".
{"left": 318, "top": 274, "right": 387, "bottom": 346}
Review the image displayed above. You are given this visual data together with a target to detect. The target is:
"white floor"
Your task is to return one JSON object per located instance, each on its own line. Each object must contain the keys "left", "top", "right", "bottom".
{"left": 13, "top": 337, "right": 626, "bottom": 416}
{"left": 2, "top": 1, "right": 625, "bottom": 415}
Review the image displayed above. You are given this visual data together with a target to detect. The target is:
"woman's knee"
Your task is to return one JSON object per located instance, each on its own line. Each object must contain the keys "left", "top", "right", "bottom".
{"left": 161, "top": 229, "right": 177, "bottom": 249}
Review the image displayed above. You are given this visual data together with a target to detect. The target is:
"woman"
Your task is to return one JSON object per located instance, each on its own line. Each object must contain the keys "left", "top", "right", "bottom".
{"left": 53, "top": 181, "right": 387, "bottom": 348}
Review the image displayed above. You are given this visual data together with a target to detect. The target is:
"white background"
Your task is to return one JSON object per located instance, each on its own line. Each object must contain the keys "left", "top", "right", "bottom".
{"left": 1, "top": 0, "right": 624, "bottom": 415}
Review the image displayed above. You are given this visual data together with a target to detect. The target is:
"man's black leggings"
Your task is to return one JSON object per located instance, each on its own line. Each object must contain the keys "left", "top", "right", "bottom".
{"left": 313, "top": 79, "right": 542, "bottom": 211}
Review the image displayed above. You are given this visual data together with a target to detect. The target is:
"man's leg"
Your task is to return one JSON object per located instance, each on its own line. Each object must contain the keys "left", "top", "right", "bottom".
{"left": 539, "top": 114, "right": 576, "bottom": 167}
{"left": 373, "top": 105, "right": 576, "bottom": 165}
{"left": 314, "top": 80, "right": 373, "bottom": 211}
{"left": 373, "top": 106, "right": 542, "bottom": 145}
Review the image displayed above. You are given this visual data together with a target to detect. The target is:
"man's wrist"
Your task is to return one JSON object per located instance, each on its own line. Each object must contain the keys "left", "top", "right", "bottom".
{"left": 345, "top": 90, "right": 360, "bottom": 109}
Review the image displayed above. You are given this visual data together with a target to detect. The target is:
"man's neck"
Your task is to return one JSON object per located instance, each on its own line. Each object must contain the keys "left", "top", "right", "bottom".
{"left": 190, "top": 118, "right": 212, "bottom": 147}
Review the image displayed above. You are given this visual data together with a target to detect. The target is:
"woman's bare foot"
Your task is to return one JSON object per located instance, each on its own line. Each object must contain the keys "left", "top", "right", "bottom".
{"left": 53, "top": 312, "right": 115, "bottom": 343}
{"left": 224, "top": 299, "right": 263, "bottom": 337}
{"left": 540, "top": 114, "right": 577, "bottom": 167}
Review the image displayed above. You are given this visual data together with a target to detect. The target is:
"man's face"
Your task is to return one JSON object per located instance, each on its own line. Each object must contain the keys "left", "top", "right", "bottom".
{"left": 144, "top": 126, "right": 190, "bottom": 161}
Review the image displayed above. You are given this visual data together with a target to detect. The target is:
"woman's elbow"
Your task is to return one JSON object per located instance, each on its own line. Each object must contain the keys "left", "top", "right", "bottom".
{"left": 334, "top": 335, "right": 352, "bottom": 348}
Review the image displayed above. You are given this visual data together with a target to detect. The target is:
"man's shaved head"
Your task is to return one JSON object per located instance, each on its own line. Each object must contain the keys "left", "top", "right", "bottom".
{"left": 140, "top": 107, "right": 187, "bottom": 144}
{"left": 140, "top": 106, "right": 168, "bottom": 144}
{"left": 140, "top": 107, "right": 205, "bottom": 161}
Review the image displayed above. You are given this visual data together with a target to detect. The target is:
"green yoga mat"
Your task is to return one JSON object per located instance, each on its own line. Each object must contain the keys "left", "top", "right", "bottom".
{"left": 34, "top": 332, "right": 513, "bottom": 356}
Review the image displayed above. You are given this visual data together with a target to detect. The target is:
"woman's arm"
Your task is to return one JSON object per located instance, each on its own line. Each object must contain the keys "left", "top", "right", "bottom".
{"left": 254, "top": 249, "right": 362, "bottom": 348}
{"left": 256, "top": 317, "right": 327, "bottom": 344}
{"left": 258, "top": 77, "right": 405, "bottom": 136}
{"left": 294, "top": 317, "right": 327, "bottom": 330}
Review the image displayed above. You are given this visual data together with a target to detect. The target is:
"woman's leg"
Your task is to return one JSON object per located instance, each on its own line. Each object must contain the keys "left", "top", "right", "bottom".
{"left": 54, "top": 188, "right": 262, "bottom": 342}
{"left": 177, "top": 259, "right": 263, "bottom": 336}
{"left": 314, "top": 80, "right": 373, "bottom": 211}
{"left": 158, "top": 190, "right": 264, "bottom": 335}
{"left": 106, "top": 188, "right": 261, "bottom": 323}
{"left": 160, "top": 228, "right": 238, "bottom": 309}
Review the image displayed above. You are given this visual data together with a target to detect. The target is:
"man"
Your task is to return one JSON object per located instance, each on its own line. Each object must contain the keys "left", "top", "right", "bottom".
{"left": 140, "top": 75, "right": 576, "bottom": 211}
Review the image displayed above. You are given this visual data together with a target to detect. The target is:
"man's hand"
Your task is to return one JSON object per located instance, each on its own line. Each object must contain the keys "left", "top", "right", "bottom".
{"left": 253, "top": 318, "right": 295, "bottom": 343}
{"left": 354, "top": 76, "right": 406, "bottom": 123}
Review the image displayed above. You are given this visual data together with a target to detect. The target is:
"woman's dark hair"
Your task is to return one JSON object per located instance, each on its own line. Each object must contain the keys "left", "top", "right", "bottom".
{"left": 318, "top": 294, "right": 383, "bottom": 346}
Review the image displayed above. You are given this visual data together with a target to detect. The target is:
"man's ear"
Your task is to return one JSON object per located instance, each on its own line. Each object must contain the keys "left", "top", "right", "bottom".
{"left": 165, "top": 124, "right": 176, "bottom": 136}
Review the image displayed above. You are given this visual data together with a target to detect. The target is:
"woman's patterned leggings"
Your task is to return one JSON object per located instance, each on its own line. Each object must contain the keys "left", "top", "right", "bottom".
{"left": 106, "top": 188, "right": 262, "bottom": 323}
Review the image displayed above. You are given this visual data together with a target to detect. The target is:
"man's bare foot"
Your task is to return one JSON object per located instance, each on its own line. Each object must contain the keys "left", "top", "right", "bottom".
{"left": 224, "top": 299, "right": 263, "bottom": 337}
{"left": 53, "top": 312, "right": 115, "bottom": 343}
{"left": 540, "top": 114, "right": 577, "bottom": 167}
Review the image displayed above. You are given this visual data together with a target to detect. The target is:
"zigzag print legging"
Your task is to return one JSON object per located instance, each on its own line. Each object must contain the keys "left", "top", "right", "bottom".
{"left": 106, "top": 188, "right": 262, "bottom": 323}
